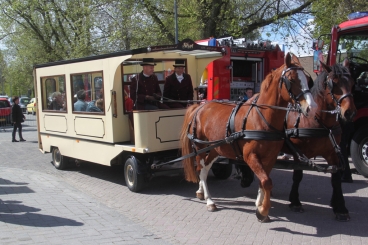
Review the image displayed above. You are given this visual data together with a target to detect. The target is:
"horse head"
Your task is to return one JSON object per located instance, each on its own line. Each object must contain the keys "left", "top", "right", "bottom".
{"left": 319, "top": 61, "right": 357, "bottom": 122}
{"left": 279, "top": 53, "right": 317, "bottom": 116}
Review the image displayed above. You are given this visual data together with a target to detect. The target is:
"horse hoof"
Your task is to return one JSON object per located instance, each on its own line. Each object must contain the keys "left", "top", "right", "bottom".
{"left": 256, "top": 209, "right": 271, "bottom": 223}
{"left": 289, "top": 205, "right": 304, "bottom": 213}
{"left": 196, "top": 192, "right": 205, "bottom": 200}
{"left": 207, "top": 204, "right": 218, "bottom": 212}
{"left": 335, "top": 213, "right": 350, "bottom": 222}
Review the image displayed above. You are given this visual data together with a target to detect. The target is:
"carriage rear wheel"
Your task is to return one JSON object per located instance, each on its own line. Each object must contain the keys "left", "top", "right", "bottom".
{"left": 124, "top": 157, "right": 145, "bottom": 192}
{"left": 351, "top": 126, "right": 368, "bottom": 178}
{"left": 211, "top": 162, "right": 233, "bottom": 180}
{"left": 52, "top": 147, "right": 69, "bottom": 170}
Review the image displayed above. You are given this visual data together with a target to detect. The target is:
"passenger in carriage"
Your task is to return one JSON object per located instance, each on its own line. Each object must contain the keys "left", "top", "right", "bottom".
{"left": 74, "top": 90, "right": 88, "bottom": 111}
{"left": 48, "top": 92, "right": 64, "bottom": 111}
{"left": 163, "top": 60, "right": 194, "bottom": 108}
{"left": 86, "top": 99, "right": 104, "bottom": 112}
{"left": 130, "top": 58, "right": 169, "bottom": 110}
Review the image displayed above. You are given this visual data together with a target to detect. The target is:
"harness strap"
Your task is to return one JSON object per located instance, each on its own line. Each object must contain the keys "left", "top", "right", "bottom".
{"left": 225, "top": 102, "right": 245, "bottom": 160}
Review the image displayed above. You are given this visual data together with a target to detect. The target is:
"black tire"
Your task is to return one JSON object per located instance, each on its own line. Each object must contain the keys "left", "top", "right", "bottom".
{"left": 211, "top": 162, "right": 233, "bottom": 180}
{"left": 32, "top": 109, "right": 36, "bottom": 115}
{"left": 124, "top": 157, "right": 145, "bottom": 192}
{"left": 52, "top": 147, "right": 69, "bottom": 170}
{"left": 350, "top": 126, "right": 368, "bottom": 177}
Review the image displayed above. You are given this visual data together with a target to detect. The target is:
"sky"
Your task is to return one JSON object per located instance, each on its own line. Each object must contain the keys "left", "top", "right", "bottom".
{"left": 261, "top": 18, "right": 315, "bottom": 57}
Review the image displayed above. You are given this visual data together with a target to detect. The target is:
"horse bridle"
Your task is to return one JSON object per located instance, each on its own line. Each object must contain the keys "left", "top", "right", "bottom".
{"left": 322, "top": 72, "right": 353, "bottom": 119}
{"left": 280, "top": 67, "right": 312, "bottom": 104}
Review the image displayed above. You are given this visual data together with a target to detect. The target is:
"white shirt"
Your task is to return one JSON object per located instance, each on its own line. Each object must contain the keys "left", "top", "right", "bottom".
{"left": 176, "top": 73, "right": 184, "bottom": 83}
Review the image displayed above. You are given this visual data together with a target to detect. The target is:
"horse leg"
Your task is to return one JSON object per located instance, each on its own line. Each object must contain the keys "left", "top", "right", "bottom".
{"left": 246, "top": 154, "right": 273, "bottom": 223}
{"left": 288, "top": 169, "right": 304, "bottom": 212}
{"left": 195, "top": 153, "right": 206, "bottom": 200}
{"left": 196, "top": 151, "right": 219, "bottom": 212}
{"left": 330, "top": 171, "right": 350, "bottom": 221}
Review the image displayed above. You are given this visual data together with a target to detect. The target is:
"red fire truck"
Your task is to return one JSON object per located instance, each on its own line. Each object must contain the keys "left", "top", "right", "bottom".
{"left": 321, "top": 12, "right": 368, "bottom": 177}
{"left": 195, "top": 37, "right": 285, "bottom": 101}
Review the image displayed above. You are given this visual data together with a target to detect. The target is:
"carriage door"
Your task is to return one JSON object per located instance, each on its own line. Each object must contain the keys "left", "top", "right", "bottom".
{"left": 230, "top": 57, "right": 263, "bottom": 100}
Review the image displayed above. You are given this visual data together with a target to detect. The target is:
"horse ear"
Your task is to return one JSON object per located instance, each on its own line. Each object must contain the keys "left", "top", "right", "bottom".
{"left": 285, "top": 52, "right": 291, "bottom": 68}
{"left": 320, "top": 61, "right": 331, "bottom": 73}
{"left": 342, "top": 58, "right": 350, "bottom": 69}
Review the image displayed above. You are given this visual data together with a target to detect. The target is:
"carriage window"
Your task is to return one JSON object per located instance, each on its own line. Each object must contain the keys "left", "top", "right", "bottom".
{"left": 41, "top": 75, "right": 66, "bottom": 112}
{"left": 122, "top": 60, "right": 176, "bottom": 113}
{"left": 70, "top": 71, "right": 104, "bottom": 113}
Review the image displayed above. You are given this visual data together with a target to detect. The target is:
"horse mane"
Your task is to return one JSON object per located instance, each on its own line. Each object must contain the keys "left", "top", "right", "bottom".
{"left": 261, "top": 66, "right": 283, "bottom": 92}
{"left": 311, "top": 64, "right": 351, "bottom": 97}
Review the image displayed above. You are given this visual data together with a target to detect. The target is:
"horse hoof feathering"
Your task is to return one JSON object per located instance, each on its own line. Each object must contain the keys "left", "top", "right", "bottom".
{"left": 256, "top": 209, "right": 271, "bottom": 223}
{"left": 289, "top": 205, "right": 304, "bottom": 213}
{"left": 335, "top": 213, "right": 350, "bottom": 222}
{"left": 207, "top": 204, "right": 218, "bottom": 212}
{"left": 196, "top": 192, "right": 205, "bottom": 200}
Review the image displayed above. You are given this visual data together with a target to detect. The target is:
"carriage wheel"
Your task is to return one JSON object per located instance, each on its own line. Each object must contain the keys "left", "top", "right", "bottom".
{"left": 211, "top": 162, "right": 233, "bottom": 180}
{"left": 124, "top": 157, "right": 145, "bottom": 192}
{"left": 52, "top": 147, "right": 69, "bottom": 170}
{"left": 351, "top": 126, "right": 368, "bottom": 178}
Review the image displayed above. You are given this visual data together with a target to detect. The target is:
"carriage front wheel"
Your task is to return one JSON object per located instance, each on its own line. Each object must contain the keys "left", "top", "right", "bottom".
{"left": 211, "top": 162, "right": 233, "bottom": 180}
{"left": 52, "top": 147, "right": 69, "bottom": 170}
{"left": 124, "top": 157, "right": 145, "bottom": 192}
{"left": 351, "top": 126, "right": 368, "bottom": 178}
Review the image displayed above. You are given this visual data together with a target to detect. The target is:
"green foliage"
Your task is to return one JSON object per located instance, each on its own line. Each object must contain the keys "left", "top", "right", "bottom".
{"left": 0, "top": 0, "right": 315, "bottom": 95}
{"left": 312, "top": 0, "right": 368, "bottom": 38}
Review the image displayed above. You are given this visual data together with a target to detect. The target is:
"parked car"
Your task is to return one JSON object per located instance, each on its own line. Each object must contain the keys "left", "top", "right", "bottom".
{"left": 0, "top": 97, "right": 12, "bottom": 125}
{"left": 19, "top": 97, "right": 30, "bottom": 113}
{"left": 8, "top": 97, "right": 13, "bottom": 105}
{"left": 26, "top": 98, "right": 37, "bottom": 115}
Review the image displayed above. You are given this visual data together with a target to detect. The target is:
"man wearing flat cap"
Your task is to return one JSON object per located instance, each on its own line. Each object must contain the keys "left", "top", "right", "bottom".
{"left": 163, "top": 59, "right": 194, "bottom": 108}
{"left": 130, "top": 58, "right": 169, "bottom": 110}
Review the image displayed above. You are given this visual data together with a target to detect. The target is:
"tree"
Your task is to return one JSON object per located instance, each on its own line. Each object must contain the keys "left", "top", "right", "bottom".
{"left": 312, "top": 0, "right": 368, "bottom": 39}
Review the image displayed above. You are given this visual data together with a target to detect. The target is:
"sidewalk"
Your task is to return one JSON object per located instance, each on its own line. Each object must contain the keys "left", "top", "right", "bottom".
{"left": 0, "top": 167, "right": 170, "bottom": 245}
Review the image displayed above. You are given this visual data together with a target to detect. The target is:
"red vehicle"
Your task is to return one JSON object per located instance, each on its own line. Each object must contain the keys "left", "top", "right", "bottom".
{"left": 196, "top": 37, "right": 285, "bottom": 101}
{"left": 0, "top": 97, "right": 12, "bottom": 125}
{"left": 323, "top": 12, "right": 368, "bottom": 177}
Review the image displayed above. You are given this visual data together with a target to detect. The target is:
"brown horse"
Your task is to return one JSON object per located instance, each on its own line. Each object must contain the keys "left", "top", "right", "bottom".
{"left": 180, "top": 53, "right": 317, "bottom": 222}
{"left": 279, "top": 60, "right": 357, "bottom": 221}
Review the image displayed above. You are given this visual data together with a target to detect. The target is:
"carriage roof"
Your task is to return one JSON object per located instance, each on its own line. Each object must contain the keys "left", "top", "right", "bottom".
{"left": 34, "top": 39, "right": 225, "bottom": 69}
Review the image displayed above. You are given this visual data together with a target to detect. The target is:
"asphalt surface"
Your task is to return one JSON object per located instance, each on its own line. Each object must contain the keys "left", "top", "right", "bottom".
{"left": 1, "top": 124, "right": 368, "bottom": 244}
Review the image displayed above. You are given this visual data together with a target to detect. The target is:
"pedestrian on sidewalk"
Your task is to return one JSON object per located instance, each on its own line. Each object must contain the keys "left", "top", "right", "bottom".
{"left": 11, "top": 96, "right": 26, "bottom": 142}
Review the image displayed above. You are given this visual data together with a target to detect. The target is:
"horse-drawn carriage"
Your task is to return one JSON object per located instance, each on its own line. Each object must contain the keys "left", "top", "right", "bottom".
{"left": 34, "top": 38, "right": 357, "bottom": 223}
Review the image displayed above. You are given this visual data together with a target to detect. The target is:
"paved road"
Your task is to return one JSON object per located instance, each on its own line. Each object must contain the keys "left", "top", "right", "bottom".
{"left": 1, "top": 128, "right": 368, "bottom": 244}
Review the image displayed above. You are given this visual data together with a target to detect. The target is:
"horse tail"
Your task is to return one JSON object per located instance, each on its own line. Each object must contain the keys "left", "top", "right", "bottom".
{"left": 180, "top": 104, "right": 200, "bottom": 183}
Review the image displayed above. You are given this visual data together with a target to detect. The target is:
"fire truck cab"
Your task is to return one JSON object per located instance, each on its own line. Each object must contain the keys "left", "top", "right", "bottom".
{"left": 196, "top": 37, "right": 285, "bottom": 101}
{"left": 325, "top": 12, "right": 368, "bottom": 177}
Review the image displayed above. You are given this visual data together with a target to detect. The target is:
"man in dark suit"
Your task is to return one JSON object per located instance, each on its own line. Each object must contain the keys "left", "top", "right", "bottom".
{"left": 163, "top": 60, "right": 194, "bottom": 108}
{"left": 130, "top": 58, "right": 169, "bottom": 110}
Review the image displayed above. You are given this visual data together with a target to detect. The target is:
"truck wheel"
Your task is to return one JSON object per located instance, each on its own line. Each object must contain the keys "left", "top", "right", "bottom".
{"left": 351, "top": 126, "right": 368, "bottom": 178}
{"left": 211, "top": 162, "right": 233, "bottom": 180}
{"left": 52, "top": 147, "right": 69, "bottom": 170}
{"left": 124, "top": 157, "right": 145, "bottom": 192}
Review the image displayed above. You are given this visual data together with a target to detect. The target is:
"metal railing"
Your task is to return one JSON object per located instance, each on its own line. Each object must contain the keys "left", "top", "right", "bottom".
{"left": 0, "top": 112, "right": 37, "bottom": 132}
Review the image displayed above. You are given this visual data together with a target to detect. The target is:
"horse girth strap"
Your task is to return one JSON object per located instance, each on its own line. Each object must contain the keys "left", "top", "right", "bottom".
{"left": 285, "top": 125, "right": 342, "bottom": 138}
{"left": 189, "top": 130, "right": 284, "bottom": 146}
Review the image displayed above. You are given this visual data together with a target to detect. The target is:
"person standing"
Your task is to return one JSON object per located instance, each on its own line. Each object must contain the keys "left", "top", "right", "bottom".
{"left": 163, "top": 60, "right": 194, "bottom": 108}
{"left": 130, "top": 58, "right": 169, "bottom": 110}
{"left": 11, "top": 96, "right": 26, "bottom": 142}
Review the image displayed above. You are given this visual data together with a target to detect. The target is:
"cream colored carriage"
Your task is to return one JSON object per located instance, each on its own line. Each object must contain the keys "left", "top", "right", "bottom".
{"left": 34, "top": 39, "right": 229, "bottom": 192}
